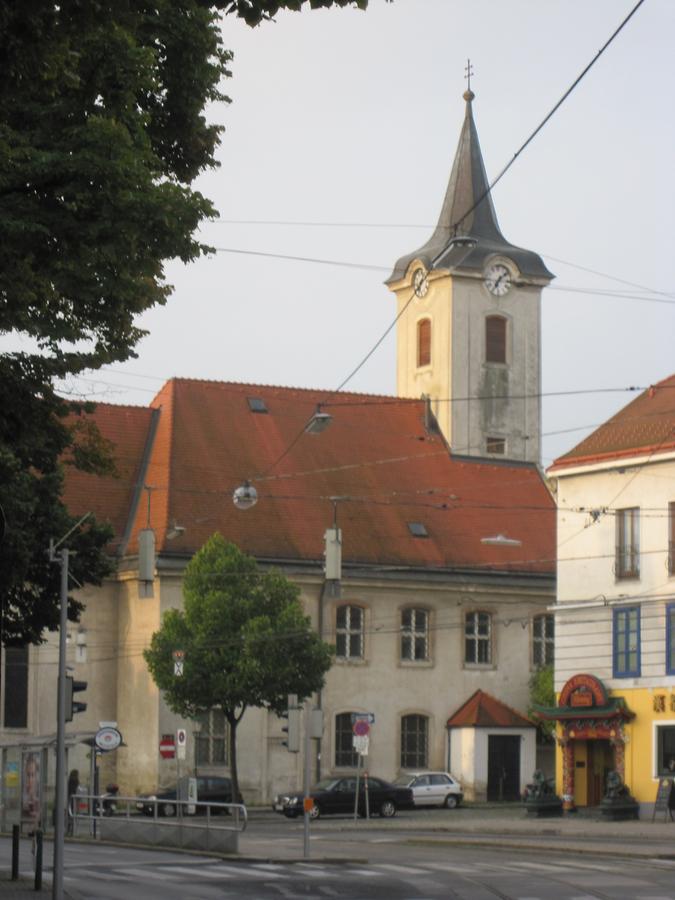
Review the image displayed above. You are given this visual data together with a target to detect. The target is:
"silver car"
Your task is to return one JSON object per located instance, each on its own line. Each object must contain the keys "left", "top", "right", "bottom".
{"left": 393, "top": 771, "right": 463, "bottom": 809}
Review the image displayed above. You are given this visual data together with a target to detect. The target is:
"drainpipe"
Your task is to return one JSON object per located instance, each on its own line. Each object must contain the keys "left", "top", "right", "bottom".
{"left": 315, "top": 578, "right": 331, "bottom": 784}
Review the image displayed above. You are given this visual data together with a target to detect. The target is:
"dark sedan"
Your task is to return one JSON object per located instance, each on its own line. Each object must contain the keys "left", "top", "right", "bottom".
{"left": 136, "top": 776, "right": 235, "bottom": 817}
{"left": 273, "top": 775, "right": 414, "bottom": 819}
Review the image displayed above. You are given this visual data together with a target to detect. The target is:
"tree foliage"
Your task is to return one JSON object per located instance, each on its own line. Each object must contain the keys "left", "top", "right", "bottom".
{"left": 144, "top": 535, "right": 333, "bottom": 800}
{"left": 0, "top": 0, "right": 373, "bottom": 643}
{"left": 528, "top": 664, "right": 555, "bottom": 740}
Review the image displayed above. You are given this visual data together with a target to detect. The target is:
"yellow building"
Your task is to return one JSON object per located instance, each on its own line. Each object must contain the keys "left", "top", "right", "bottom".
{"left": 545, "top": 375, "right": 675, "bottom": 813}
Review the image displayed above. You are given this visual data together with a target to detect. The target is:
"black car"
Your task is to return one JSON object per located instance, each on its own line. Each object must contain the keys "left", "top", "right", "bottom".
{"left": 273, "top": 775, "right": 414, "bottom": 819}
{"left": 137, "top": 776, "right": 236, "bottom": 817}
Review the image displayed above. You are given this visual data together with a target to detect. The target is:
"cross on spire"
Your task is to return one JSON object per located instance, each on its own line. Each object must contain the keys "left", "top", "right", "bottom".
{"left": 464, "top": 58, "right": 474, "bottom": 92}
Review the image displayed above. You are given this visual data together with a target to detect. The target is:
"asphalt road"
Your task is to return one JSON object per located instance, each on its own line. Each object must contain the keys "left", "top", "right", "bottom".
{"left": 4, "top": 812, "right": 675, "bottom": 899}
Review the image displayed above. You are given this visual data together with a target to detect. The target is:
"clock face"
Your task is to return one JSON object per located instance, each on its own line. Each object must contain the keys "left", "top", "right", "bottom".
{"left": 412, "top": 268, "right": 429, "bottom": 298}
{"left": 484, "top": 263, "right": 511, "bottom": 296}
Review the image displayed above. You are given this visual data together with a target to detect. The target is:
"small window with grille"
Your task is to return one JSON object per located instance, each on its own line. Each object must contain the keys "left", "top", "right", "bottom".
{"left": 400, "top": 714, "right": 429, "bottom": 769}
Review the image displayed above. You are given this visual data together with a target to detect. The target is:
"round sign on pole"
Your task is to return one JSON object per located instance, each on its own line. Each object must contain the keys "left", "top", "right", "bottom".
{"left": 95, "top": 727, "right": 122, "bottom": 752}
{"left": 353, "top": 719, "right": 370, "bottom": 737}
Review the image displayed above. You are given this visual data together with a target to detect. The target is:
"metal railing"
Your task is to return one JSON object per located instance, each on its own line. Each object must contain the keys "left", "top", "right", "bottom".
{"left": 70, "top": 793, "right": 248, "bottom": 837}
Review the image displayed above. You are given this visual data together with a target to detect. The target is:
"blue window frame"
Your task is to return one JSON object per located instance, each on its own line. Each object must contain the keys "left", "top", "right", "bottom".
{"left": 613, "top": 606, "right": 640, "bottom": 678}
{"left": 667, "top": 604, "right": 675, "bottom": 676}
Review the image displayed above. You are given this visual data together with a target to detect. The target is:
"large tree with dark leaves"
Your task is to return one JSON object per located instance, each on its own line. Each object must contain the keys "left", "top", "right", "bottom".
{"left": 0, "top": 0, "right": 372, "bottom": 644}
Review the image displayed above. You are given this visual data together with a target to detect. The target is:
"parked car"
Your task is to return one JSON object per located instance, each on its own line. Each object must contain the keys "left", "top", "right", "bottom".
{"left": 273, "top": 775, "right": 414, "bottom": 819}
{"left": 137, "top": 776, "right": 236, "bottom": 817}
{"left": 392, "top": 771, "right": 463, "bottom": 809}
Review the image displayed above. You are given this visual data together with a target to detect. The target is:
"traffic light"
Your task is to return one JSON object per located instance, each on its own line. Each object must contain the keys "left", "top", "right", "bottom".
{"left": 65, "top": 675, "right": 87, "bottom": 721}
{"left": 281, "top": 694, "right": 300, "bottom": 752}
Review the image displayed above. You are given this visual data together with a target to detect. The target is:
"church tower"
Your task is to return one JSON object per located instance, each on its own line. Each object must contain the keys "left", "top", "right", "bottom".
{"left": 386, "top": 88, "right": 553, "bottom": 464}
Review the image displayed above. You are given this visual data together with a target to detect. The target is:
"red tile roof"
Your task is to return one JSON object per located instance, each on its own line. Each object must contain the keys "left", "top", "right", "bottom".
{"left": 62, "top": 404, "right": 154, "bottom": 552}
{"left": 447, "top": 690, "right": 534, "bottom": 728}
{"left": 63, "top": 379, "right": 555, "bottom": 574}
{"left": 550, "top": 375, "right": 675, "bottom": 471}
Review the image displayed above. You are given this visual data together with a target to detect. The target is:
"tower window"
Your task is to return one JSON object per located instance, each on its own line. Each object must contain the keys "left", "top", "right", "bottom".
{"left": 407, "top": 522, "right": 428, "bottom": 538}
{"left": 485, "top": 316, "right": 507, "bottom": 364}
{"left": 417, "top": 318, "right": 431, "bottom": 367}
{"left": 486, "top": 436, "right": 505, "bottom": 455}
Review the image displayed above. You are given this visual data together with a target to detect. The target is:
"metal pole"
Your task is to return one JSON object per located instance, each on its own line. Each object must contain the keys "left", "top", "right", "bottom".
{"left": 11, "top": 824, "right": 19, "bottom": 880}
{"left": 52, "top": 547, "right": 68, "bottom": 900}
{"left": 302, "top": 702, "right": 311, "bottom": 859}
{"left": 35, "top": 829, "right": 43, "bottom": 891}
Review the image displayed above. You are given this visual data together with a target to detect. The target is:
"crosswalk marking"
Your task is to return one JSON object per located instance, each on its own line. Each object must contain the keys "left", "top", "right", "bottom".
{"left": 375, "top": 863, "right": 429, "bottom": 875}
{"left": 118, "top": 867, "right": 178, "bottom": 881}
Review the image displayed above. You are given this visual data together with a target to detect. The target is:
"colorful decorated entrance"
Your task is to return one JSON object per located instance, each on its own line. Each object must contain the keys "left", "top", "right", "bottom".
{"left": 533, "top": 673, "right": 634, "bottom": 811}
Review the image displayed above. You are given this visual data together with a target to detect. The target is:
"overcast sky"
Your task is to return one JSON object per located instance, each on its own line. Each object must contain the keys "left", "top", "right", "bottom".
{"left": 54, "top": 1, "right": 675, "bottom": 466}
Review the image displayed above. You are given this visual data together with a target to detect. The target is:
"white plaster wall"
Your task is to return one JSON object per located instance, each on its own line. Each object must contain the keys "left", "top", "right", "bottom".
{"left": 553, "top": 454, "right": 675, "bottom": 693}
{"left": 391, "top": 266, "right": 543, "bottom": 462}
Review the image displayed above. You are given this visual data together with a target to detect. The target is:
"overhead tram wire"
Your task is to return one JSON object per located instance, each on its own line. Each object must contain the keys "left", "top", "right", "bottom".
{"left": 208, "top": 222, "right": 675, "bottom": 302}
{"left": 210, "top": 246, "right": 675, "bottom": 306}
{"left": 231, "top": 0, "right": 648, "bottom": 482}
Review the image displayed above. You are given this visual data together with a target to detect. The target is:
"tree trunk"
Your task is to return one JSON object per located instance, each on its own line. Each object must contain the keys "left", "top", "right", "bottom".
{"left": 227, "top": 712, "right": 241, "bottom": 804}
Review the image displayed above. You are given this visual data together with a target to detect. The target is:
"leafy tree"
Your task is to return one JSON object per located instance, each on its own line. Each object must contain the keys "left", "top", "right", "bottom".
{"left": 144, "top": 534, "right": 334, "bottom": 802}
{"left": 528, "top": 664, "right": 555, "bottom": 740}
{"left": 0, "top": 0, "right": 372, "bottom": 643}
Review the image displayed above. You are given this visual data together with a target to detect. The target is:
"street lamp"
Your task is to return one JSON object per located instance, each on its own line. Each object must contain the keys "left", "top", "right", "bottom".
{"left": 233, "top": 481, "right": 258, "bottom": 510}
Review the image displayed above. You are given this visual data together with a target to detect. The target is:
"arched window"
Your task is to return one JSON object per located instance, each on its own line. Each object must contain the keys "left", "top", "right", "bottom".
{"left": 335, "top": 712, "right": 359, "bottom": 767}
{"left": 401, "top": 714, "right": 429, "bottom": 768}
{"left": 336, "top": 605, "right": 364, "bottom": 659}
{"left": 485, "top": 315, "right": 507, "bottom": 364}
{"left": 417, "top": 318, "right": 431, "bottom": 367}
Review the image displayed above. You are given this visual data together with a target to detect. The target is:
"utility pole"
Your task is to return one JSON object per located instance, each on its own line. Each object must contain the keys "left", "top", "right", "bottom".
{"left": 50, "top": 512, "right": 90, "bottom": 900}
{"left": 303, "top": 701, "right": 311, "bottom": 859}
{"left": 52, "top": 548, "right": 68, "bottom": 900}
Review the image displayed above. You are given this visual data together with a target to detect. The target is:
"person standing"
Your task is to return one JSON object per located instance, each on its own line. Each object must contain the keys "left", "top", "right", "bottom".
{"left": 67, "top": 769, "right": 79, "bottom": 836}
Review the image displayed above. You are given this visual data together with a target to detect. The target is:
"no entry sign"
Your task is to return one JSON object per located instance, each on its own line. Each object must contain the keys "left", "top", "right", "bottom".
{"left": 159, "top": 735, "right": 176, "bottom": 759}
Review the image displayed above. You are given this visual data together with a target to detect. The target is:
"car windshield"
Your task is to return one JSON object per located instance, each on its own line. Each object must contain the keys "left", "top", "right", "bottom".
{"left": 312, "top": 778, "right": 340, "bottom": 791}
{"left": 392, "top": 775, "right": 414, "bottom": 787}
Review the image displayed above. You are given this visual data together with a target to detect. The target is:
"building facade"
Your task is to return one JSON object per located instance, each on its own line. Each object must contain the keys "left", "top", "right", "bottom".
{"left": 545, "top": 375, "right": 675, "bottom": 812}
{"left": 1, "top": 379, "right": 555, "bottom": 805}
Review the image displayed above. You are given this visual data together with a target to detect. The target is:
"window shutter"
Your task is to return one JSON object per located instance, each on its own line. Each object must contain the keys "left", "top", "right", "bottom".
{"left": 485, "top": 316, "right": 507, "bottom": 363}
{"left": 417, "top": 319, "right": 431, "bottom": 367}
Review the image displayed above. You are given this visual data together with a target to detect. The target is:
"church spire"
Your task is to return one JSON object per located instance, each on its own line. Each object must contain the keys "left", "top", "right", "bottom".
{"left": 387, "top": 86, "right": 552, "bottom": 284}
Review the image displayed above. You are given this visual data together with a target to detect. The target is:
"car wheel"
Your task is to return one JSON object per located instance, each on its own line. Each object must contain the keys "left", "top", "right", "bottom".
{"left": 379, "top": 800, "right": 396, "bottom": 818}
{"left": 308, "top": 803, "right": 321, "bottom": 820}
{"left": 444, "top": 795, "right": 458, "bottom": 809}
{"left": 161, "top": 802, "right": 176, "bottom": 817}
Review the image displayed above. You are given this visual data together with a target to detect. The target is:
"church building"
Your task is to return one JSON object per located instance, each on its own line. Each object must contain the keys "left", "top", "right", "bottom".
{"left": 0, "top": 91, "right": 557, "bottom": 815}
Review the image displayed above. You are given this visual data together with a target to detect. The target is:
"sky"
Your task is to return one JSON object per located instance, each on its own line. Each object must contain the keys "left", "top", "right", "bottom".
{"left": 49, "top": 0, "right": 675, "bottom": 466}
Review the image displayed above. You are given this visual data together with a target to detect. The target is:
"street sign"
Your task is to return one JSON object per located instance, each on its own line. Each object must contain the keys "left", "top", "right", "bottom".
{"left": 353, "top": 734, "right": 369, "bottom": 756}
{"left": 95, "top": 727, "right": 122, "bottom": 752}
{"left": 159, "top": 735, "right": 176, "bottom": 759}
{"left": 353, "top": 719, "right": 370, "bottom": 737}
{"left": 351, "top": 712, "right": 375, "bottom": 725}
{"left": 172, "top": 650, "right": 185, "bottom": 677}
{"left": 176, "top": 728, "right": 187, "bottom": 761}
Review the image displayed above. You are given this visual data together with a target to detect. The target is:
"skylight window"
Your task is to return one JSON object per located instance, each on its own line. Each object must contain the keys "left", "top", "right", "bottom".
{"left": 407, "top": 522, "right": 428, "bottom": 538}
{"left": 247, "top": 397, "right": 268, "bottom": 414}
